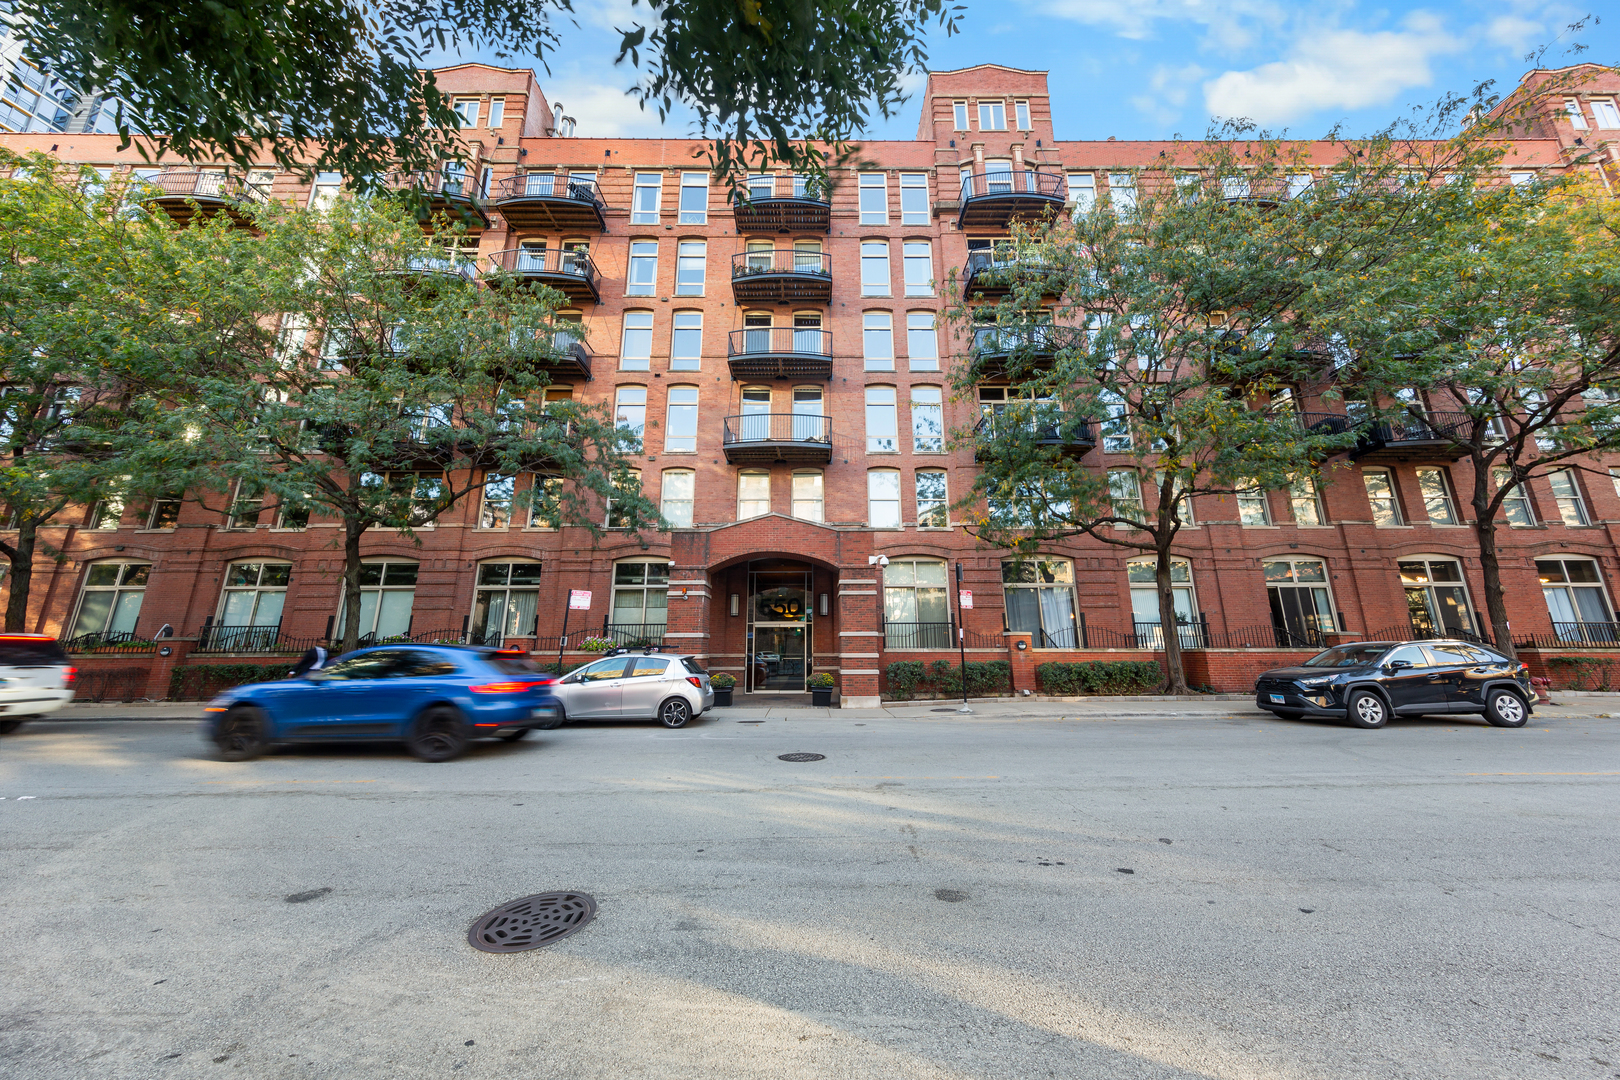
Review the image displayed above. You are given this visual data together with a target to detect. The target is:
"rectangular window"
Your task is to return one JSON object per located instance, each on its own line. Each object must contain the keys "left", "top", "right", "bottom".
{"left": 1108, "top": 469, "right": 1143, "bottom": 521}
{"left": 615, "top": 386, "right": 647, "bottom": 451}
{"left": 858, "top": 173, "right": 888, "bottom": 225}
{"left": 792, "top": 472, "right": 823, "bottom": 522}
{"left": 487, "top": 98, "right": 505, "bottom": 127}
{"left": 1286, "top": 173, "right": 1314, "bottom": 198}
{"left": 899, "top": 173, "right": 929, "bottom": 224}
{"left": 916, "top": 470, "right": 947, "bottom": 527}
{"left": 861, "top": 240, "right": 890, "bottom": 296}
{"left": 670, "top": 311, "right": 702, "bottom": 371}
{"left": 903, "top": 241, "right": 933, "bottom": 297}
{"left": 1289, "top": 476, "right": 1324, "bottom": 526}
{"left": 607, "top": 470, "right": 641, "bottom": 529}
{"left": 1068, "top": 173, "right": 1095, "bottom": 215}
{"left": 1510, "top": 171, "right": 1534, "bottom": 188}
{"left": 953, "top": 101, "right": 969, "bottom": 130}
{"left": 452, "top": 99, "right": 479, "bottom": 127}
{"left": 866, "top": 386, "right": 898, "bottom": 452}
{"left": 1416, "top": 467, "right": 1459, "bottom": 525}
{"left": 737, "top": 471, "right": 770, "bottom": 519}
{"left": 144, "top": 495, "right": 182, "bottom": 530}
{"left": 480, "top": 473, "right": 514, "bottom": 529}
{"left": 661, "top": 470, "right": 694, "bottom": 528}
{"left": 528, "top": 476, "right": 562, "bottom": 530}
{"left": 978, "top": 101, "right": 1006, "bottom": 130}
{"left": 1015, "top": 100, "right": 1031, "bottom": 130}
{"left": 90, "top": 493, "right": 125, "bottom": 530}
{"left": 620, "top": 311, "right": 654, "bottom": 371}
{"left": 906, "top": 312, "right": 939, "bottom": 371}
{"left": 664, "top": 386, "right": 699, "bottom": 452}
{"left": 745, "top": 174, "right": 773, "bottom": 200}
{"left": 1100, "top": 390, "right": 1131, "bottom": 452}
{"left": 1107, "top": 173, "right": 1136, "bottom": 214}
{"left": 1593, "top": 99, "right": 1620, "bottom": 129}
{"left": 869, "top": 471, "right": 901, "bottom": 528}
{"left": 1548, "top": 469, "right": 1590, "bottom": 525}
{"left": 274, "top": 314, "right": 309, "bottom": 364}
{"left": 863, "top": 312, "right": 894, "bottom": 371}
{"left": 675, "top": 240, "right": 705, "bottom": 295}
{"left": 1237, "top": 481, "right": 1271, "bottom": 525}
{"left": 678, "top": 172, "right": 708, "bottom": 224}
{"left": 1564, "top": 99, "right": 1588, "bottom": 128}
{"left": 626, "top": 240, "right": 658, "bottom": 297}
{"left": 1495, "top": 467, "right": 1535, "bottom": 527}
{"left": 631, "top": 173, "right": 661, "bottom": 224}
{"left": 309, "top": 171, "right": 342, "bottom": 209}
{"left": 1363, "top": 469, "right": 1402, "bottom": 526}
{"left": 912, "top": 386, "right": 943, "bottom": 452}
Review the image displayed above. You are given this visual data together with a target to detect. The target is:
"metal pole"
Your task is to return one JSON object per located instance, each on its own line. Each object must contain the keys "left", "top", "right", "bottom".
{"left": 556, "top": 603, "right": 571, "bottom": 678}
{"left": 955, "top": 562, "right": 971, "bottom": 714}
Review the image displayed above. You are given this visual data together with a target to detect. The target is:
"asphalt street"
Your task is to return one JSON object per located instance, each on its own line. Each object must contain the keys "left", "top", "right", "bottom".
{"left": 2, "top": 705, "right": 1617, "bottom": 1080}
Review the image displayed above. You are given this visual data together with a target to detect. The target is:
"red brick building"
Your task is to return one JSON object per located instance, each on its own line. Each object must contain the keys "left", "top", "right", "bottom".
{"left": 5, "top": 62, "right": 1620, "bottom": 703}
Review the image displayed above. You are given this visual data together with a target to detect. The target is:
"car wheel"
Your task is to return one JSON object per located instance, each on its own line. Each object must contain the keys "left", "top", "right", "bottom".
{"left": 1272, "top": 709, "right": 1304, "bottom": 721}
{"left": 535, "top": 706, "right": 565, "bottom": 731}
{"left": 408, "top": 706, "right": 468, "bottom": 762}
{"left": 1346, "top": 690, "right": 1388, "bottom": 729}
{"left": 216, "top": 705, "right": 268, "bottom": 761}
{"left": 1484, "top": 688, "right": 1529, "bottom": 728}
{"left": 499, "top": 728, "right": 532, "bottom": 742}
{"left": 0, "top": 718, "right": 24, "bottom": 735}
{"left": 659, "top": 697, "right": 691, "bottom": 729}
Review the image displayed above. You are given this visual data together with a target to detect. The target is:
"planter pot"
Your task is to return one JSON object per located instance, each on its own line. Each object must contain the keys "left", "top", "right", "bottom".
{"left": 713, "top": 687, "right": 733, "bottom": 707}
{"left": 811, "top": 688, "right": 833, "bottom": 707}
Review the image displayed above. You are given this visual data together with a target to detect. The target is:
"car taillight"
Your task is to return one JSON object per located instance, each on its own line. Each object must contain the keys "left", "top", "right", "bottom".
{"left": 63, "top": 666, "right": 76, "bottom": 684}
{"left": 469, "top": 680, "right": 549, "bottom": 694}
{"left": 687, "top": 676, "right": 702, "bottom": 688}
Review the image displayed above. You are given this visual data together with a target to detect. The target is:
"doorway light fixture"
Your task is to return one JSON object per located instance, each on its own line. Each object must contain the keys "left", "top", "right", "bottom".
{"left": 819, "top": 593, "right": 829, "bottom": 616}
{"left": 730, "top": 593, "right": 740, "bottom": 616}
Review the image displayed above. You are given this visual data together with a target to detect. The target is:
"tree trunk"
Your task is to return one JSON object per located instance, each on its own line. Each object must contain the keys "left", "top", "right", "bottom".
{"left": 2, "top": 519, "right": 39, "bottom": 633}
{"left": 1474, "top": 511, "right": 1516, "bottom": 659}
{"left": 1156, "top": 541, "right": 1190, "bottom": 694}
{"left": 339, "top": 516, "right": 366, "bottom": 654}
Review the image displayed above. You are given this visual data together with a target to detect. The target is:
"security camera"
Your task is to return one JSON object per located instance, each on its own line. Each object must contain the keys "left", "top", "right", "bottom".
{"left": 868, "top": 555, "right": 889, "bottom": 568}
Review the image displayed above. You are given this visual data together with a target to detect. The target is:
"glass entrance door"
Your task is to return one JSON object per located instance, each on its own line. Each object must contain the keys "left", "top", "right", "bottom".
{"left": 747, "top": 563, "right": 812, "bottom": 692}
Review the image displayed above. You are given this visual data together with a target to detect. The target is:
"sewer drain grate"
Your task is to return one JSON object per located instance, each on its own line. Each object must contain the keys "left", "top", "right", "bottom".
{"left": 778, "top": 752, "right": 825, "bottom": 762}
{"left": 467, "top": 892, "right": 597, "bottom": 953}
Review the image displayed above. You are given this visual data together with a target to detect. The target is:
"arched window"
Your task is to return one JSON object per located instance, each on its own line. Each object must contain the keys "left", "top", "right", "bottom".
{"left": 868, "top": 469, "right": 901, "bottom": 527}
{"left": 1264, "top": 557, "right": 1336, "bottom": 647}
{"left": 67, "top": 561, "right": 150, "bottom": 642}
{"left": 336, "top": 560, "right": 419, "bottom": 643}
{"left": 664, "top": 385, "right": 699, "bottom": 452}
{"left": 1538, "top": 557, "right": 1615, "bottom": 642}
{"left": 1398, "top": 557, "right": 1477, "bottom": 639}
{"left": 471, "top": 561, "right": 542, "bottom": 645}
{"left": 738, "top": 470, "right": 771, "bottom": 519}
{"left": 610, "top": 559, "right": 669, "bottom": 639}
{"left": 883, "top": 558, "right": 949, "bottom": 647}
{"left": 661, "top": 469, "right": 695, "bottom": 528}
{"left": 791, "top": 471, "right": 823, "bottom": 522}
{"left": 1003, "top": 559, "right": 1078, "bottom": 648}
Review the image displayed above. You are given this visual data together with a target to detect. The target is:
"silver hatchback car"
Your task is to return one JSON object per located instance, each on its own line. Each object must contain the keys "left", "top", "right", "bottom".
{"left": 552, "top": 650, "right": 713, "bottom": 728}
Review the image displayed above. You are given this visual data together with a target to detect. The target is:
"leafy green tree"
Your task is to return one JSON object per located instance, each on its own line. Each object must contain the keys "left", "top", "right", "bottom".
{"left": 120, "top": 196, "right": 655, "bottom": 652}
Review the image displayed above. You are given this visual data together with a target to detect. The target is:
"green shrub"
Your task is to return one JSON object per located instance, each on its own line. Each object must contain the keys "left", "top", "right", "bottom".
{"left": 885, "top": 661, "right": 926, "bottom": 700}
{"left": 883, "top": 659, "right": 1011, "bottom": 699}
{"left": 168, "top": 662, "right": 291, "bottom": 700}
{"left": 1035, "top": 660, "right": 1163, "bottom": 695}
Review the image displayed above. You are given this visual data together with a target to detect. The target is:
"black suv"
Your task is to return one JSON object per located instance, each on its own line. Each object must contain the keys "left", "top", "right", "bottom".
{"left": 1255, "top": 640, "right": 1533, "bottom": 729}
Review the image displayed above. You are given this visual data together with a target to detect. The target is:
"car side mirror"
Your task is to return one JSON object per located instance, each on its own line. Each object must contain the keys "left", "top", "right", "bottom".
{"left": 1385, "top": 659, "right": 1413, "bottom": 671}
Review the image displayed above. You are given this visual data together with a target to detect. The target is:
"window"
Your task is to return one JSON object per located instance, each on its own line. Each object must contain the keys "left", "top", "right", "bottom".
{"left": 674, "top": 241, "right": 705, "bottom": 295}
{"left": 336, "top": 561, "right": 418, "bottom": 642}
{"left": 906, "top": 312, "right": 939, "bottom": 371}
{"left": 912, "top": 386, "right": 943, "bottom": 452}
{"left": 68, "top": 562, "right": 149, "bottom": 640}
{"left": 274, "top": 493, "right": 310, "bottom": 531}
{"left": 631, "top": 173, "right": 661, "bottom": 224}
{"left": 620, "top": 311, "right": 654, "bottom": 371}
{"left": 661, "top": 470, "right": 694, "bottom": 528}
{"left": 611, "top": 560, "right": 669, "bottom": 634}
{"left": 527, "top": 475, "right": 563, "bottom": 529}
{"left": 1363, "top": 469, "right": 1402, "bottom": 526}
{"left": 670, "top": 311, "right": 702, "bottom": 371}
{"left": 606, "top": 469, "right": 641, "bottom": 528}
{"left": 1264, "top": 558, "right": 1336, "bottom": 646}
{"left": 451, "top": 99, "right": 479, "bottom": 127}
{"left": 978, "top": 101, "right": 1006, "bottom": 130}
{"left": 868, "top": 470, "right": 901, "bottom": 527}
{"left": 1004, "top": 560, "right": 1078, "bottom": 647}
{"left": 1593, "top": 99, "right": 1620, "bottom": 129}
{"left": 89, "top": 492, "right": 125, "bottom": 530}
{"left": 744, "top": 174, "right": 774, "bottom": 201}
{"left": 1100, "top": 390, "right": 1132, "bottom": 452}
{"left": 1400, "top": 557, "right": 1476, "bottom": 637}
{"left": 1127, "top": 557, "right": 1197, "bottom": 645}
{"left": 884, "top": 559, "right": 949, "bottom": 646}
{"left": 738, "top": 470, "right": 771, "bottom": 519}
{"left": 144, "top": 494, "right": 181, "bottom": 530}
{"left": 953, "top": 101, "right": 969, "bottom": 129}
{"left": 1538, "top": 558, "right": 1614, "bottom": 639}
{"left": 1415, "top": 468, "right": 1459, "bottom": 525}
{"left": 899, "top": 173, "right": 929, "bottom": 224}
{"left": 1015, "top": 100, "right": 1031, "bottom": 130}
{"left": 309, "top": 171, "right": 342, "bottom": 208}
{"left": 1548, "top": 469, "right": 1589, "bottom": 526}
{"left": 487, "top": 98, "right": 505, "bottom": 127}
{"left": 858, "top": 173, "right": 888, "bottom": 225}
{"left": 359, "top": 471, "right": 445, "bottom": 527}
{"left": 866, "top": 386, "right": 898, "bottom": 452}
{"left": 1494, "top": 468, "right": 1535, "bottom": 527}
{"left": 218, "top": 562, "right": 290, "bottom": 630}
{"left": 274, "top": 314, "right": 309, "bottom": 364}
{"left": 791, "top": 471, "right": 823, "bottom": 522}
{"left": 472, "top": 562, "right": 542, "bottom": 645}
{"left": 1561, "top": 99, "right": 1587, "bottom": 128}
{"left": 1287, "top": 173, "right": 1314, "bottom": 198}
{"left": 1289, "top": 475, "right": 1324, "bottom": 526}
{"left": 1221, "top": 175, "right": 1251, "bottom": 200}
{"left": 678, "top": 172, "right": 708, "bottom": 224}
{"left": 1068, "top": 173, "right": 1095, "bottom": 215}
{"left": 903, "top": 241, "right": 933, "bottom": 297}
{"left": 1109, "top": 469, "right": 1143, "bottom": 520}
{"left": 792, "top": 386, "right": 825, "bottom": 442}
{"left": 916, "top": 469, "right": 948, "bottom": 527}
{"left": 615, "top": 386, "right": 647, "bottom": 450}
{"left": 1107, "top": 173, "right": 1136, "bottom": 213}
{"left": 626, "top": 241, "right": 658, "bottom": 297}
{"left": 863, "top": 311, "right": 894, "bottom": 371}
{"left": 664, "top": 386, "right": 699, "bottom": 452}
{"left": 860, "top": 240, "right": 890, "bottom": 296}
{"left": 480, "top": 473, "right": 514, "bottom": 528}
{"left": 1236, "top": 480, "right": 1271, "bottom": 525}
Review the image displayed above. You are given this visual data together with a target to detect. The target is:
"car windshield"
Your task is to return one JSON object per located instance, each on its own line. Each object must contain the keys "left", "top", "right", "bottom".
{"left": 1302, "top": 644, "right": 1393, "bottom": 668}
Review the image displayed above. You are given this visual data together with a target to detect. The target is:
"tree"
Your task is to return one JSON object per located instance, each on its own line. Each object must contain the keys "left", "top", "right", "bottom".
{"left": 120, "top": 195, "right": 656, "bottom": 653}
{"left": 12, "top": 0, "right": 960, "bottom": 188}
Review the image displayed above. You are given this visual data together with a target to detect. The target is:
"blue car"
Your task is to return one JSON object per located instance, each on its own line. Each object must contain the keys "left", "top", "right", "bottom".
{"left": 203, "top": 645, "right": 562, "bottom": 762}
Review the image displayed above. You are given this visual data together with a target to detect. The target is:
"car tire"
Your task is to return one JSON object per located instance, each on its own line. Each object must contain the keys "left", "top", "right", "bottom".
{"left": 499, "top": 728, "right": 532, "bottom": 742}
{"left": 658, "top": 697, "right": 692, "bottom": 729}
{"left": 535, "top": 707, "right": 565, "bottom": 731}
{"left": 1484, "top": 688, "right": 1530, "bottom": 728}
{"left": 216, "top": 705, "right": 268, "bottom": 761}
{"left": 1346, "top": 690, "right": 1389, "bottom": 729}
{"left": 408, "top": 706, "right": 468, "bottom": 762}
{"left": 0, "top": 718, "right": 25, "bottom": 734}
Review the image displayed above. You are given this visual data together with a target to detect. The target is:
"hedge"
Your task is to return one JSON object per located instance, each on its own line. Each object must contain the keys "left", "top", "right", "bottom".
{"left": 169, "top": 662, "right": 291, "bottom": 701}
{"left": 1035, "top": 660, "right": 1163, "bottom": 695}
{"left": 884, "top": 659, "right": 1012, "bottom": 700}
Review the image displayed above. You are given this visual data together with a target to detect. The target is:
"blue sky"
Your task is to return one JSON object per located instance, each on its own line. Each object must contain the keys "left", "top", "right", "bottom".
{"left": 446, "top": 2, "right": 1615, "bottom": 142}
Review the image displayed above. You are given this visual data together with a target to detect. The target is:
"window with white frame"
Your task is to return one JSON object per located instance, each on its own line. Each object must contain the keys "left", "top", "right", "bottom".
{"left": 1109, "top": 469, "right": 1143, "bottom": 520}
{"left": 1264, "top": 557, "right": 1336, "bottom": 643}
{"left": 617, "top": 311, "right": 656, "bottom": 372}
{"left": 978, "top": 101, "right": 1006, "bottom": 130}
{"left": 309, "top": 171, "right": 342, "bottom": 208}
{"left": 1592, "top": 99, "right": 1620, "bottom": 129}
{"left": 674, "top": 240, "right": 705, "bottom": 295}
{"left": 527, "top": 475, "right": 563, "bottom": 529}
{"left": 678, "top": 172, "right": 708, "bottom": 224}
{"left": 610, "top": 559, "right": 669, "bottom": 633}
{"left": 737, "top": 470, "right": 770, "bottom": 519}
{"left": 906, "top": 311, "right": 939, "bottom": 371}
{"left": 1107, "top": 173, "right": 1136, "bottom": 213}
{"left": 866, "top": 386, "right": 898, "bottom": 452}
{"left": 1236, "top": 480, "right": 1271, "bottom": 525}
{"left": 626, "top": 240, "right": 657, "bottom": 297}
{"left": 451, "top": 99, "right": 479, "bottom": 127}
{"left": 791, "top": 471, "right": 823, "bottom": 522}
{"left": 1100, "top": 389, "right": 1132, "bottom": 452}
{"left": 661, "top": 469, "right": 694, "bottom": 527}
{"left": 1015, "top": 100, "right": 1031, "bottom": 130}
{"left": 1548, "top": 469, "right": 1590, "bottom": 525}
{"left": 1363, "top": 469, "right": 1402, "bottom": 525}
{"left": 863, "top": 311, "right": 894, "bottom": 371}
{"left": 911, "top": 386, "right": 943, "bottom": 452}
{"left": 1287, "top": 172, "right": 1314, "bottom": 198}
{"left": 480, "top": 473, "right": 514, "bottom": 528}
{"left": 1415, "top": 467, "right": 1459, "bottom": 525}
{"left": 89, "top": 490, "right": 125, "bottom": 530}
{"left": 1538, "top": 558, "right": 1614, "bottom": 638}
{"left": 606, "top": 470, "right": 641, "bottom": 528}
{"left": 631, "top": 173, "right": 661, "bottom": 224}
{"left": 916, "top": 469, "right": 947, "bottom": 527}
{"left": 472, "top": 561, "right": 542, "bottom": 643}
{"left": 858, "top": 173, "right": 888, "bottom": 225}
{"left": 860, "top": 240, "right": 890, "bottom": 295}
{"left": 902, "top": 241, "right": 933, "bottom": 297}
{"left": 868, "top": 469, "right": 901, "bottom": 527}
{"left": 144, "top": 493, "right": 182, "bottom": 530}
{"left": 670, "top": 310, "right": 702, "bottom": 371}
{"left": 899, "top": 173, "right": 929, "bottom": 224}
{"left": 487, "top": 98, "right": 504, "bottom": 127}
{"left": 1289, "top": 475, "right": 1325, "bottom": 525}
{"left": 1004, "top": 559, "right": 1079, "bottom": 647}
{"left": 615, "top": 386, "right": 646, "bottom": 450}
{"left": 68, "top": 562, "right": 149, "bottom": 640}
{"left": 1561, "top": 98, "right": 1587, "bottom": 128}
{"left": 1127, "top": 557, "right": 1197, "bottom": 640}
{"left": 275, "top": 314, "right": 309, "bottom": 364}
{"left": 336, "top": 561, "right": 418, "bottom": 641}
{"left": 664, "top": 386, "right": 699, "bottom": 452}
{"left": 1068, "top": 173, "right": 1095, "bottom": 215}
{"left": 1494, "top": 467, "right": 1535, "bottom": 526}
{"left": 953, "top": 101, "right": 969, "bottom": 130}
{"left": 218, "top": 562, "right": 290, "bottom": 630}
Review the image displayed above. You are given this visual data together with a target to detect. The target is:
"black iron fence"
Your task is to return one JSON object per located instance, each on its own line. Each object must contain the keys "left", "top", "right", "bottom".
{"left": 728, "top": 327, "right": 831, "bottom": 358}
{"left": 600, "top": 623, "right": 666, "bottom": 648}
{"left": 195, "top": 623, "right": 328, "bottom": 654}
{"left": 1368, "top": 622, "right": 1495, "bottom": 646}
{"left": 61, "top": 632, "right": 155, "bottom": 655}
{"left": 959, "top": 171, "right": 1066, "bottom": 201}
{"left": 723, "top": 413, "right": 831, "bottom": 445}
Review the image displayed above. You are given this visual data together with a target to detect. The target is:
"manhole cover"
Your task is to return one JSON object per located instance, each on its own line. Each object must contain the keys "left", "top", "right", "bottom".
{"left": 778, "top": 752, "right": 825, "bottom": 762}
{"left": 467, "top": 892, "right": 597, "bottom": 953}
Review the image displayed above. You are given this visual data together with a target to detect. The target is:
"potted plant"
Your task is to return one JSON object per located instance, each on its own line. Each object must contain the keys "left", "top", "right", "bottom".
{"left": 710, "top": 672, "right": 736, "bottom": 706}
{"left": 808, "top": 671, "right": 836, "bottom": 707}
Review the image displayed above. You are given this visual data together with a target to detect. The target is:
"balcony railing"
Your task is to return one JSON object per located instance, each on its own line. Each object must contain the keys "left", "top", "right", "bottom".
{"left": 957, "top": 170, "right": 1066, "bottom": 229}
{"left": 400, "top": 253, "right": 478, "bottom": 280}
{"left": 963, "top": 250, "right": 1061, "bottom": 298}
{"left": 490, "top": 173, "right": 608, "bottom": 231}
{"left": 731, "top": 185, "right": 832, "bottom": 233}
{"left": 600, "top": 622, "right": 667, "bottom": 648}
{"left": 383, "top": 171, "right": 491, "bottom": 227}
{"left": 722, "top": 413, "right": 833, "bottom": 464}
{"left": 726, "top": 327, "right": 832, "bottom": 380}
{"left": 883, "top": 622, "right": 955, "bottom": 650}
{"left": 61, "top": 631, "right": 155, "bottom": 655}
{"left": 195, "top": 623, "right": 327, "bottom": 655}
{"left": 974, "top": 412, "right": 1096, "bottom": 458}
{"left": 485, "top": 247, "right": 601, "bottom": 302}
{"left": 1350, "top": 410, "right": 1470, "bottom": 463}
{"left": 730, "top": 250, "right": 833, "bottom": 303}
{"left": 971, "top": 324, "right": 1085, "bottom": 374}
{"left": 136, "top": 171, "right": 270, "bottom": 224}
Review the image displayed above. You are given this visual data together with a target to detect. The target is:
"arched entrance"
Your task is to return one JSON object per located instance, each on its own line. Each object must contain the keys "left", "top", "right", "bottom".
{"left": 746, "top": 558, "right": 812, "bottom": 692}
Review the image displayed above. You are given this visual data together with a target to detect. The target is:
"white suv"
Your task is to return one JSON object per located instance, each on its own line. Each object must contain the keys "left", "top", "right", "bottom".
{"left": 551, "top": 651, "right": 713, "bottom": 727}
{"left": 0, "top": 635, "right": 76, "bottom": 733}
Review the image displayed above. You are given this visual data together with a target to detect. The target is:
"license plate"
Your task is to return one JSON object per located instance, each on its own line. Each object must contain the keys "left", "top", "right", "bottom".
{"left": 1269, "top": 694, "right": 1286, "bottom": 703}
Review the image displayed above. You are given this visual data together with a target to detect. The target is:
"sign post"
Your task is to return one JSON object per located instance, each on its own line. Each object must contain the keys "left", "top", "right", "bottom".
{"left": 558, "top": 590, "right": 591, "bottom": 676}
{"left": 955, "top": 563, "right": 971, "bottom": 714}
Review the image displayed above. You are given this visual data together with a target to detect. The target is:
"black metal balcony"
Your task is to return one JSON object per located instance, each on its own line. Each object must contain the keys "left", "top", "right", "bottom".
{"left": 973, "top": 412, "right": 1096, "bottom": 460}
{"left": 722, "top": 413, "right": 832, "bottom": 465}
{"left": 384, "top": 171, "right": 491, "bottom": 228}
{"left": 970, "top": 324, "right": 1085, "bottom": 377}
{"left": 963, "top": 250, "right": 1061, "bottom": 299}
{"left": 730, "top": 251, "right": 833, "bottom": 304}
{"left": 727, "top": 328, "right": 832, "bottom": 381}
{"left": 396, "top": 254, "right": 479, "bottom": 283}
{"left": 732, "top": 187, "right": 831, "bottom": 233}
{"left": 136, "top": 171, "right": 270, "bottom": 225}
{"left": 957, "top": 171, "right": 1065, "bottom": 230}
{"left": 490, "top": 173, "right": 607, "bottom": 231}
{"left": 544, "top": 330, "right": 593, "bottom": 381}
{"left": 1349, "top": 410, "right": 1469, "bottom": 463}
{"left": 485, "top": 248, "right": 601, "bottom": 302}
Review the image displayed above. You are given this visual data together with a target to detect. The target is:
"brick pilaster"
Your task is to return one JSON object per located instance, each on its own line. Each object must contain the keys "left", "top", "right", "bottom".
{"left": 836, "top": 572, "right": 882, "bottom": 708}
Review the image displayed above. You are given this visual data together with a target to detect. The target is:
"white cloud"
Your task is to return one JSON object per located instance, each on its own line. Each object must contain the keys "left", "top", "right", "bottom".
{"left": 1021, "top": 0, "right": 1282, "bottom": 41}
{"left": 1131, "top": 62, "right": 1208, "bottom": 124}
{"left": 1485, "top": 14, "right": 1544, "bottom": 52}
{"left": 1202, "top": 14, "right": 1463, "bottom": 125}
{"left": 545, "top": 79, "right": 686, "bottom": 138}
